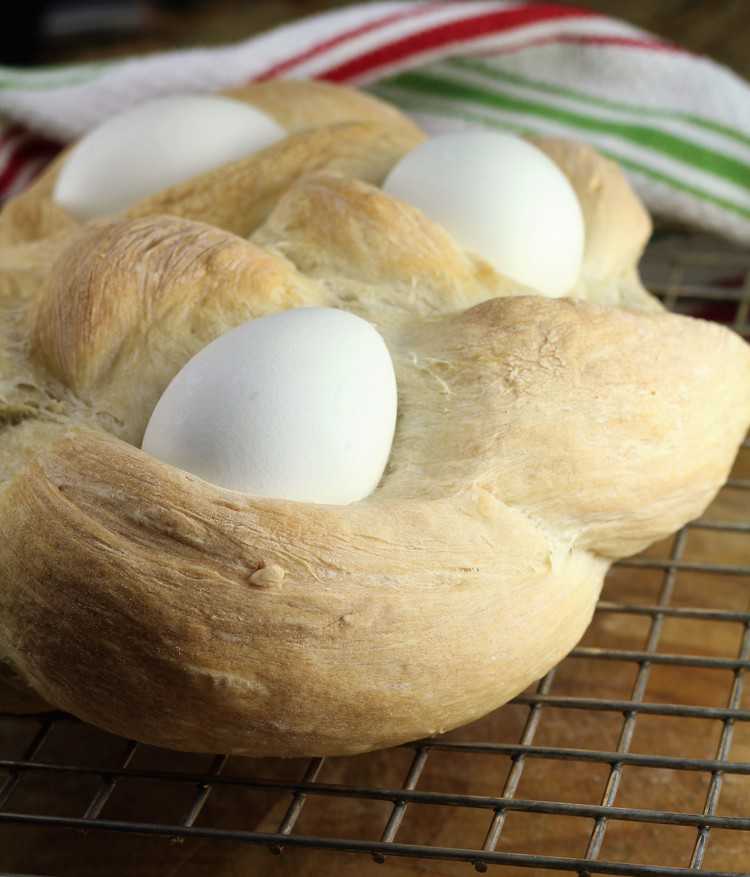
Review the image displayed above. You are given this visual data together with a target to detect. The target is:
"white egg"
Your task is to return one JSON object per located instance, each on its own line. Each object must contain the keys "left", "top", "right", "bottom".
{"left": 383, "top": 130, "right": 584, "bottom": 298}
{"left": 142, "top": 308, "right": 398, "bottom": 505}
{"left": 53, "top": 95, "right": 285, "bottom": 220}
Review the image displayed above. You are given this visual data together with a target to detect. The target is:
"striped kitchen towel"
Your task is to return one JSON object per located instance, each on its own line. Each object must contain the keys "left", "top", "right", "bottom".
{"left": 1, "top": 1, "right": 750, "bottom": 243}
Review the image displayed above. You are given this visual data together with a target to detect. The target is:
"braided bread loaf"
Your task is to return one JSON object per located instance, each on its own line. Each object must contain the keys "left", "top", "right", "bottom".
{"left": 0, "top": 81, "right": 748, "bottom": 755}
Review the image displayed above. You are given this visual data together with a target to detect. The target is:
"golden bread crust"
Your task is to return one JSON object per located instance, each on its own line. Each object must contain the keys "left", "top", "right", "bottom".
{"left": 0, "top": 81, "right": 748, "bottom": 755}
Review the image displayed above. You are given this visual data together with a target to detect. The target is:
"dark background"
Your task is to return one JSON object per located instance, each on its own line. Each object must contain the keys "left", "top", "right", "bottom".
{"left": 1, "top": 1, "right": 749, "bottom": 79}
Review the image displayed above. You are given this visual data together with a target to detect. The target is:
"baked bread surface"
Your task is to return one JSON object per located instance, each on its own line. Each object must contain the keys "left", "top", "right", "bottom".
{"left": 0, "top": 80, "right": 748, "bottom": 755}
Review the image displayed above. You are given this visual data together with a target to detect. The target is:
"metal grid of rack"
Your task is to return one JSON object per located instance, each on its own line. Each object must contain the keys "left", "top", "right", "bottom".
{"left": 1, "top": 233, "right": 749, "bottom": 875}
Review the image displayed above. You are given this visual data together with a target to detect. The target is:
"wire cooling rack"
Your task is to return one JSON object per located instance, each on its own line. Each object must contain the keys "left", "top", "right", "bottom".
{"left": 1, "top": 232, "right": 749, "bottom": 876}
